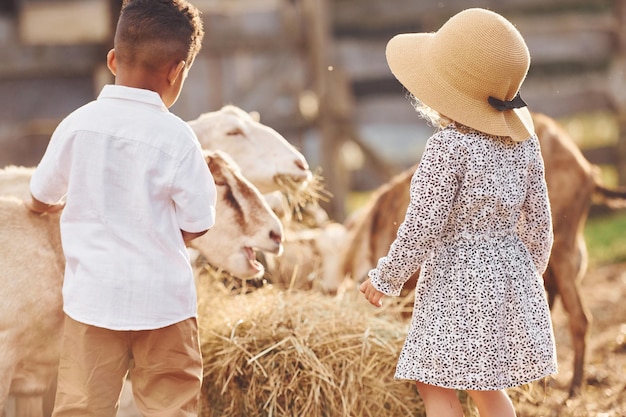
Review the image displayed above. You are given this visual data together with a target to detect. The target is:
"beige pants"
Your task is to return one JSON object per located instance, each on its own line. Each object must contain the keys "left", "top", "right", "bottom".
{"left": 52, "top": 314, "right": 202, "bottom": 417}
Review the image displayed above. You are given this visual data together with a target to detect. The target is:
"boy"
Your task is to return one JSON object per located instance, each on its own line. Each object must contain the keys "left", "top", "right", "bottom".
{"left": 27, "top": 1, "right": 216, "bottom": 415}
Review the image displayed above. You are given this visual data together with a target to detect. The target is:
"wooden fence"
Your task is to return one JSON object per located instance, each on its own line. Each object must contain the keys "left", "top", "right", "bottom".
{"left": 1, "top": 0, "right": 626, "bottom": 220}
{"left": 186, "top": 0, "right": 626, "bottom": 219}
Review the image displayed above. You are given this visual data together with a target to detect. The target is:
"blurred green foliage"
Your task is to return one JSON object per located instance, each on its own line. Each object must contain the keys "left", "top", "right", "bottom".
{"left": 559, "top": 111, "right": 618, "bottom": 151}
{"left": 584, "top": 210, "right": 626, "bottom": 266}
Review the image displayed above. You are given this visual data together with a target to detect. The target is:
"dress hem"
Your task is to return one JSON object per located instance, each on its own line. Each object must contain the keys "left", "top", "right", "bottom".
{"left": 394, "top": 366, "right": 558, "bottom": 391}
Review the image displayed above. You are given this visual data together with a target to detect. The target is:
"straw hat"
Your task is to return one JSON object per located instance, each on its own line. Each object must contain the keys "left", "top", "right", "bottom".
{"left": 385, "top": 8, "right": 534, "bottom": 142}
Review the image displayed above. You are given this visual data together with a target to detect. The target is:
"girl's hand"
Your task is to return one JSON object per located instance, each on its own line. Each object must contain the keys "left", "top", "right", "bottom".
{"left": 359, "top": 278, "right": 384, "bottom": 308}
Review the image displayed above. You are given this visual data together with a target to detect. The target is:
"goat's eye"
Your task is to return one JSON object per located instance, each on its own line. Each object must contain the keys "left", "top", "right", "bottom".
{"left": 226, "top": 128, "right": 244, "bottom": 136}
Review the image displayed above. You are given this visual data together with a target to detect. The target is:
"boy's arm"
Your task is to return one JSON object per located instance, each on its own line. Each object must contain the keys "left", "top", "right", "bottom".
{"left": 25, "top": 194, "right": 65, "bottom": 214}
{"left": 181, "top": 229, "right": 208, "bottom": 245}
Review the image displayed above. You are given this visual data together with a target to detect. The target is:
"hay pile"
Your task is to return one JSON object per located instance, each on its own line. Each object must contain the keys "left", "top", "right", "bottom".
{"left": 196, "top": 277, "right": 427, "bottom": 417}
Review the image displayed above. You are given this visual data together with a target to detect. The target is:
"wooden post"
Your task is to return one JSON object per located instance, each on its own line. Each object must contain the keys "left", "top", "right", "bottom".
{"left": 301, "top": 0, "right": 348, "bottom": 221}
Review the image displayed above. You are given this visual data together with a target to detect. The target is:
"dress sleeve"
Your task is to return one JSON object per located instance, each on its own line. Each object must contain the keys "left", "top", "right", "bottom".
{"left": 517, "top": 136, "right": 553, "bottom": 275}
{"left": 368, "top": 131, "right": 462, "bottom": 296}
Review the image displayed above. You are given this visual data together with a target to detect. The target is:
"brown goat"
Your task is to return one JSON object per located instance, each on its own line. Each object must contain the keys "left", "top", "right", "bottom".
{"left": 340, "top": 112, "right": 626, "bottom": 396}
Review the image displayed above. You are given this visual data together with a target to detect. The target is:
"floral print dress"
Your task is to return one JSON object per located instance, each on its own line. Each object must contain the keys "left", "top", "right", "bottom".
{"left": 368, "top": 124, "right": 558, "bottom": 390}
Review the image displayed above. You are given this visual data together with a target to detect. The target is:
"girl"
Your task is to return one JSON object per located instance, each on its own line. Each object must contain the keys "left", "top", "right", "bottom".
{"left": 360, "top": 8, "right": 557, "bottom": 417}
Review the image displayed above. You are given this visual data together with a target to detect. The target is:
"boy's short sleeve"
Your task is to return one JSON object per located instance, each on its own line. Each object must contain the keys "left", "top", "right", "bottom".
{"left": 30, "top": 120, "right": 72, "bottom": 203}
{"left": 171, "top": 145, "right": 217, "bottom": 233}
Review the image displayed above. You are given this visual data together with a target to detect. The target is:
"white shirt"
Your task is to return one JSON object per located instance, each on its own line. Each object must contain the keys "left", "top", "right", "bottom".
{"left": 30, "top": 85, "right": 217, "bottom": 330}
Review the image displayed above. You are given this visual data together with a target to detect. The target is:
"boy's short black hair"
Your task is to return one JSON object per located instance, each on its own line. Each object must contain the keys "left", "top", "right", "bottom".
{"left": 115, "top": 0, "right": 204, "bottom": 70}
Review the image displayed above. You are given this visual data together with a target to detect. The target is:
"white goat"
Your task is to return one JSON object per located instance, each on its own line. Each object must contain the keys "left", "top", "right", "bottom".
{"left": 263, "top": 222, "right": 348, "bottom": 293}
{"left": 0, "top": 105, "right": 314, "bottom": 278}
{"left": 0, "top": 165, "right": 32, "bottom": 200}
{"left": 188, "top": 105, "right": 312, "bottom": 194}
{"left": 0, "top": 151, "right": 283, "bottom": 417}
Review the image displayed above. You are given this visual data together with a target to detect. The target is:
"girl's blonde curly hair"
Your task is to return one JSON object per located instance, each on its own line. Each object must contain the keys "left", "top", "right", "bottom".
{"left": 408, "top": 93, "right": 453, "bottom": 130}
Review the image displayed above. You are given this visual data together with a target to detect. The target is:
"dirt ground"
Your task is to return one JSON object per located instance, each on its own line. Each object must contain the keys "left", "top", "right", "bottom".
{"left": 511, "top": 262, "right": 626, "bottom": 417}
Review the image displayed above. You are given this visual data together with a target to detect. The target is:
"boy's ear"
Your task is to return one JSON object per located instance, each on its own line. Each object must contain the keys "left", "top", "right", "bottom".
{"left": 167, "top": 60, "right": 186, "bottom": 86}
{"left": 106, "top": 49, "right": 117, "bottom": 76}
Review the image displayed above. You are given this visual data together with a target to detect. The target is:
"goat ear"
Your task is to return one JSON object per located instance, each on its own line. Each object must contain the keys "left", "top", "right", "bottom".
{"left": 206, "top": 155, "right": 226, "bottom": 185}
{"left": 249, "top": 111, "right": 260, "bottom": 123}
